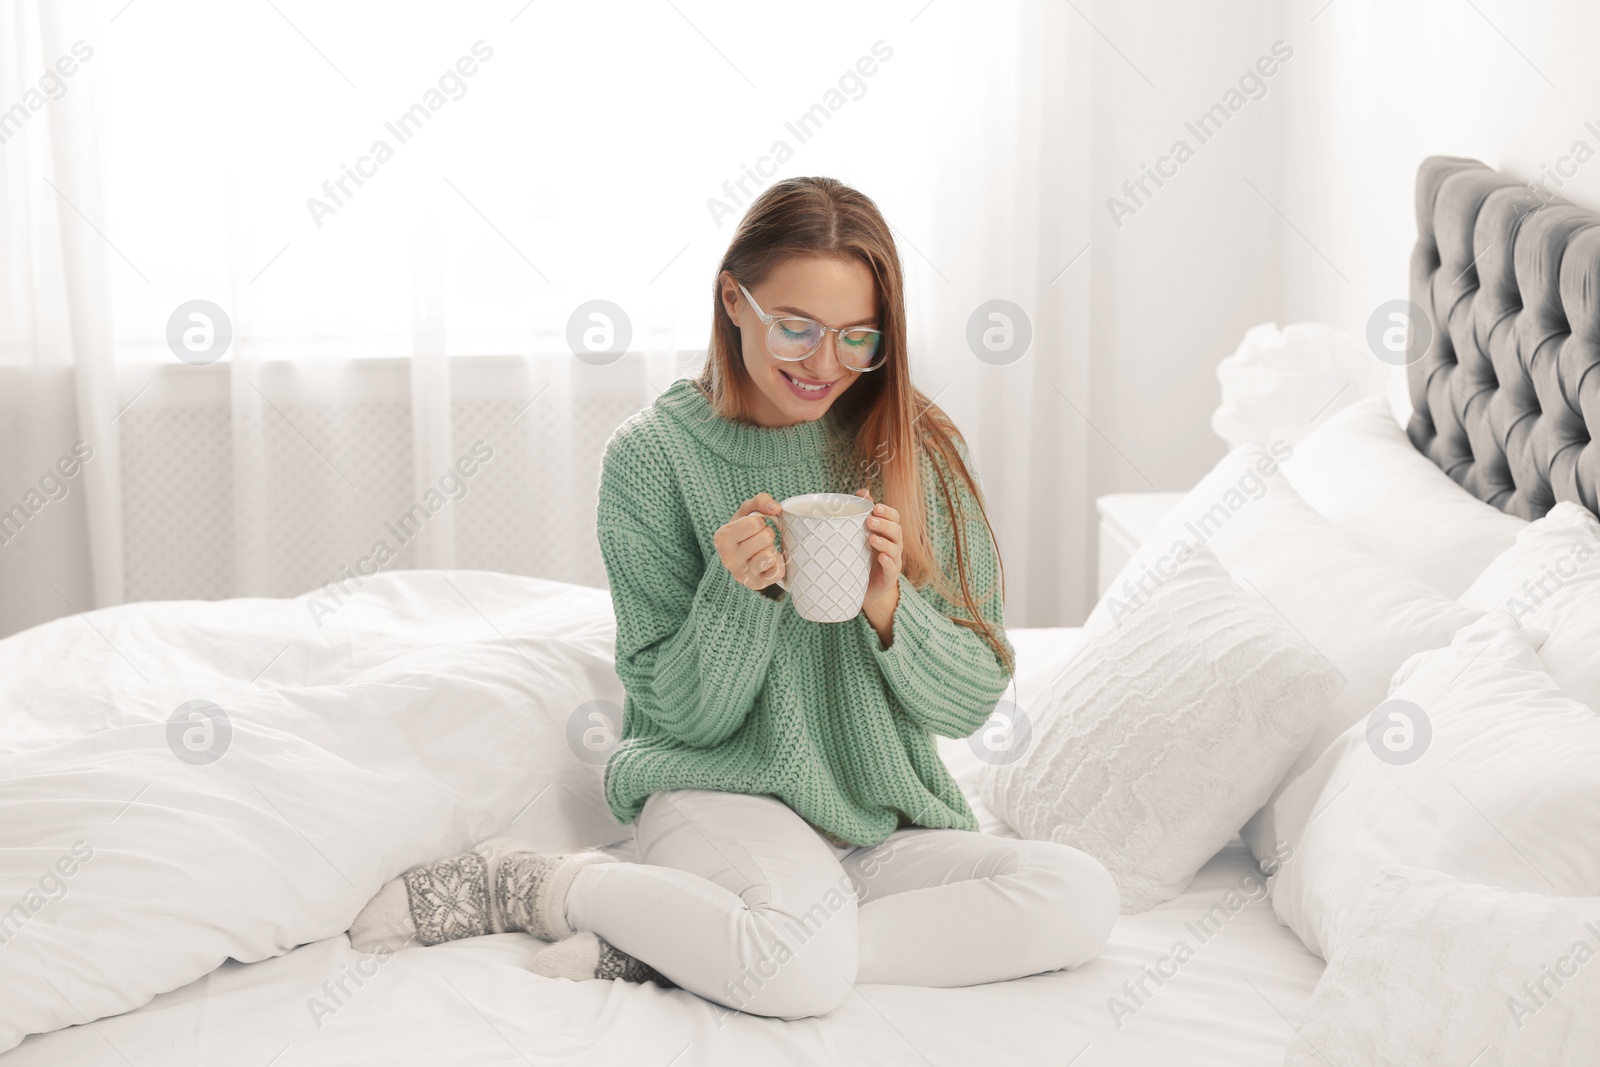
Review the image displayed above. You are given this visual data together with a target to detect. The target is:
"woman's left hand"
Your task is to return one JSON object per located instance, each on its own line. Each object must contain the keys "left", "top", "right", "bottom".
{"left": 856, "top": 489, "right": 902, "bottom": 643}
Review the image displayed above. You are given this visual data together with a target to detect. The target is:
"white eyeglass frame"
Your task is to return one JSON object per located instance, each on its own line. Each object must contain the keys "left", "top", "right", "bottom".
{"left": 735, "top": 281, "right": 886, "bottom": 372}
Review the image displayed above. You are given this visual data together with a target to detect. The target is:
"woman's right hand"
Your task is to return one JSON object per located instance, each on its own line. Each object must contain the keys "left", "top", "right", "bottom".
{"left": 715, "top": 493, "right": 786, "bottom": 592}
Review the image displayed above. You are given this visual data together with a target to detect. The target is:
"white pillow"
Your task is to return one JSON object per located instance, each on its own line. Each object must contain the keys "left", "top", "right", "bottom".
{"left": 1287, "top": 866, "right": 1600, "bottom": 1067}
{"left": 1460, "top": 500, "right": 1600, "bottom": 709}
{"left": 1270, "top": 613, "right": 1600, "bottom": 960}
{"left": 940, "top": 627, "right": 1088, "bottom": 838}
{"left": 1210, "top": 322, "right": 1388, "bottom": 449}
{"left": 981, "top": 547, "right": 1343, "bottom": 913}
{"left": 1278, "top": 396, "right": 1526, "bottom": 597}
{"left": 1087, "top": 443, "right": 1480, "bottom": 868}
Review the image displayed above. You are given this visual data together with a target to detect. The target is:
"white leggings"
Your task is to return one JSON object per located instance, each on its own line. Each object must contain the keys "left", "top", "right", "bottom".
{"left": 565, "top": 788, "right": 1119, "bottom": 1020}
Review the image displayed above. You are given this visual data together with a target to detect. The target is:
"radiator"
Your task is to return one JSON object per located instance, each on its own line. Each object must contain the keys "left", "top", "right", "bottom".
{"left": 116, "top": 352, "right": 701, "bottom": 604}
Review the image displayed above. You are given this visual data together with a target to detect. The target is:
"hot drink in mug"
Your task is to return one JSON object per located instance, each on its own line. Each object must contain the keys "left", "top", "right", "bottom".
{"left": 774, "top": 492, "right": 874, "bottom": 623}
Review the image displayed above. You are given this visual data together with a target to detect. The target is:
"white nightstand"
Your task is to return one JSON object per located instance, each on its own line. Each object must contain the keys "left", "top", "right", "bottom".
{"left": 1095, "top": 492, "right": 1187, "bottom": 597}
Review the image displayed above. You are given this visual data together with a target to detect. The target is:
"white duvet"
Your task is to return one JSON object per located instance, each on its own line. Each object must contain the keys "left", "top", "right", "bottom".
{"left": 0, "top": 571, "right": 629, "bottom": 1052}
{"left": 0, "top": 573, "right": 1322, "bottom": 1064}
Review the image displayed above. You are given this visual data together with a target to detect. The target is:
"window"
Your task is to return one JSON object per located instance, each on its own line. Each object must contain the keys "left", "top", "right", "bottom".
{"left": 96, "top": 0, "right": 942, "bottom": 362}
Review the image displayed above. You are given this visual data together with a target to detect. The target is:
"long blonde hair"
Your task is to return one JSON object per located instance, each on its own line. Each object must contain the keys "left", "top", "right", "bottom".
{"left": 697, "top": 177, "right": 1011, "bottom": 673}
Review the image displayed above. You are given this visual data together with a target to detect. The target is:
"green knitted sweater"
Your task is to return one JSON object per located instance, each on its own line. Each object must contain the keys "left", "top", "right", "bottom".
{"left": 595, "top": 378, "right": 1014, "bottom": 848}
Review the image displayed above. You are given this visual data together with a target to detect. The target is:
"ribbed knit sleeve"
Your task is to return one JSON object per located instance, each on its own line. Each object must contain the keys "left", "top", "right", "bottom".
{"left": 596, "top": 426, "right": 786, "bottom": 750}
{"left": 860, "top": 442, "right": 1015, "bottom": 739}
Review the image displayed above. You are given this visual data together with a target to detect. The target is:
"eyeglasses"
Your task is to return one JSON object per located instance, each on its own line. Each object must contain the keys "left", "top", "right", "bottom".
{"left": 736, "top": 281, "right": 886, "bottom": 372}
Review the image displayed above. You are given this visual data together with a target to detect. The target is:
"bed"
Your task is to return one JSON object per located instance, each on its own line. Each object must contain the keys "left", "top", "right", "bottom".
{"left": 0, "top": 580, "right": 1322, "bottom": 1067}
{"left": 3, "top": 155, "right": 1598, "bottom": 1065}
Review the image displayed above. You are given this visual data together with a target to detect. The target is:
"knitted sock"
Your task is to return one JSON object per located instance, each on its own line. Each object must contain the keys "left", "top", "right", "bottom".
{"left": 532, "top": 931, "right": 675, "bottom": 986}
{"left": 348, "top": 871, "right": 429, "bottom": 953}
{"left": 349, "top": 846, "right": 492, "bottom": 952}
{"left": 490, "top": 842, "right": 616, "bottom": 942}
{"left": 347, "top": 839, "right": 615, "bottom": 952}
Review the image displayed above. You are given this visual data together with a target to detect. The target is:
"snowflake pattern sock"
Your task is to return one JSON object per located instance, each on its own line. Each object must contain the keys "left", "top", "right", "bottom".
{"left": 492, "top": 846, "right": 615, "bottom": 942}
{"left": 532, "top": 930, "right": 675, "bottom": 986}
{"left": 348, "top": 840, "right": 618, "bottom": 952}
{"left": 349, "top": 848, "right": 492, "bottom": 951}
{"left": 347, "top": 869, "right": 429, "bottom": 953}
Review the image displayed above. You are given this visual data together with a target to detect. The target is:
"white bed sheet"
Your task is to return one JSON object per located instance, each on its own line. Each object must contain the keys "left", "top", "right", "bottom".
{"left": 1, "top": 592, "right": 1322, "bottom": 1066}
{"left": 2, "top": 839, "right": 1319, "bottom": 1066}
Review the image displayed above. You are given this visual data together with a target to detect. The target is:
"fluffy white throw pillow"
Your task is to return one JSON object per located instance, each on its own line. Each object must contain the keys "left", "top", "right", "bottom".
{"left": 980, "top": 547, "right": 1343, "bottom": 913}
{"left": 1460, "top": 500, "right": 1600, "bottom": 710}
{"left": 1085, "top": 443, "right": 1480, "bottom": 870}
{"left": 1279, "top": 396, "right": 1526, "bottom": 597}
{"left": 1286, "top": 866, "right": 1600, "bottom": 1067}
{"left": 1270, "top": 613, "right": 1600, "bottom": 960}
{"left": 1210, "top": 322, "right": 1386, "bottom": 449}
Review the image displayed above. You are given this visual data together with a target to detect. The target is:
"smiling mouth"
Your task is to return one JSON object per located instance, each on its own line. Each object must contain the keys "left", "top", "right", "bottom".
{"left": 780, "top": 368, "right": 836, "bottom": 400}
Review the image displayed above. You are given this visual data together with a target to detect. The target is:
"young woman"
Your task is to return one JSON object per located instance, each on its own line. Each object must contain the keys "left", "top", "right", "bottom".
{"left": 350, "top": 177, "right": 1118, "bottom": 1018}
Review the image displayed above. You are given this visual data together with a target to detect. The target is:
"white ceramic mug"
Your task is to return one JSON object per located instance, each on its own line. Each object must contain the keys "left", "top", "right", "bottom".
{"left": 774, "top": 492, "right": 874, "bottom": 623}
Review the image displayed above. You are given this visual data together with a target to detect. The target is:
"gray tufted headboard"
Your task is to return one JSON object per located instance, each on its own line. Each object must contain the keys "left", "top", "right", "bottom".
{"left": 1407, "top": 155, "right": 1600, "bottom": 519}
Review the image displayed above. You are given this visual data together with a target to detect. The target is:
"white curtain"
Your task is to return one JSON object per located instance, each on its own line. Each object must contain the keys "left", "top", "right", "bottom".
{"left": 0, "top": 0, "right": 122, "bottom": 637}
{"left": 909, "top": 1, "right": 1093, "bottom": 626}
{"left": 2, "top": 0, "right": 1095, "bottom": 636}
